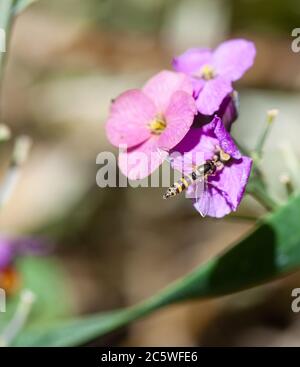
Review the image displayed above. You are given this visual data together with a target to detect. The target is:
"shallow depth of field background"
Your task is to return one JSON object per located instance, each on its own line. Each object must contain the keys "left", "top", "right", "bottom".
{"left": 2, "top": 0, "right": 300, "bottom": 346}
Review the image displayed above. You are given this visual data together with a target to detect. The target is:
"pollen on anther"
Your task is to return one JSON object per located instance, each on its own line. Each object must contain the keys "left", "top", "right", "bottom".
{"left": 148, "top": 115, "right": 167, "bottom": 135}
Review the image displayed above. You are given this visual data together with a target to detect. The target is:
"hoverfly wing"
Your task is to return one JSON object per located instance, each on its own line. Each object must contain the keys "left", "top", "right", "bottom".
{"left": 193, "top": 179, "right": 210, "bottom": 217}
{"left": 184, "top": 166, "right": 205, "bottom": 201}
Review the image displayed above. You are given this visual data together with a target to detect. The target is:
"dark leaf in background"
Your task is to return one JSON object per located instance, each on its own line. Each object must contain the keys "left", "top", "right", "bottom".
{"left": 13, "top": 194, "right": 300, "bottom": 346}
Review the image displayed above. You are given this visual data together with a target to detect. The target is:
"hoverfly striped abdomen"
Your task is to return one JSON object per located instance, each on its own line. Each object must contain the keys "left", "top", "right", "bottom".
{"left": 163, "top": 158, "right": 217, "bottom": 199}
{"left": 163, "top": 164, "right": 207, "bottom": 199}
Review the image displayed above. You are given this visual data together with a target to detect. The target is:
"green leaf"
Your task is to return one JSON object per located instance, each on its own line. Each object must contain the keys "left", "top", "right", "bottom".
{"left": 14, "top": 193, "right": 300, "bottom": 346}
{"left": 17, "top": 257, "right": 72, "bottom": 323}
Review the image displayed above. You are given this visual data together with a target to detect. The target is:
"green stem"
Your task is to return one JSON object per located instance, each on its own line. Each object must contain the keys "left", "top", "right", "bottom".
{"left": 255, "top": 124, "right": 272, "bottom": 158}
{"left": 255, "top": 110, "right": 278, "bottom": 158}
{"left": 235, "top": 135, "right": 280, "bottom": 212}
{"left": 247, "top": 183, "right": 279, "bottom": 212}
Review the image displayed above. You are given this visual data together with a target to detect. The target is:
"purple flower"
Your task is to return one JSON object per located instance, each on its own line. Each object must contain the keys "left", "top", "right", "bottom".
{"left": 0, "top": 236, "right": 50, "bottom": 271}
{"left": 193, "top": 91, "right": 239, "bottom": 131}
{"left": 0, "top": 241, "right": 14, "bottom": 270}
{"left": 173, "top": 39, "right": 256, "bottom": 115}
{"left": 171, "top": 116, "right": 252, "bottom": 218}
{"left": 106, "top": 70, "right": 197, "bottom": 180}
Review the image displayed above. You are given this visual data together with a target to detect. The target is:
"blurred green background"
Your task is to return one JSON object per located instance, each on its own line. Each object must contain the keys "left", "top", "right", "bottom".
{"left": 1, "top": 0, "right": 300, "bottom": 346}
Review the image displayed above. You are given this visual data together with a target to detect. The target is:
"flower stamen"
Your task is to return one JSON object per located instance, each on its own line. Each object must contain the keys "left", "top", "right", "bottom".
{"left": 215, "top": 145, "right": 231, "bottom": 163}
{"left": 200, "top": 64, "right": 216, "bottom": 80}
{"left": 148, "top": 115, "right": 167, "bottom": 135}
{"left": 219, "top": 149, "right": 231, "bottom": 162}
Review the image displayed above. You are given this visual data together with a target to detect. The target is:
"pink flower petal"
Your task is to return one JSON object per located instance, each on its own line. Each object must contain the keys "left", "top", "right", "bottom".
{"left": 142, "top": 70, "right": 193, "bottom": 113}
{"left": 171, "top": 116, "right": 240, "bottom": 166}
{"left": 171, "top": 116, "right": 252, "bottom": 217}
{"left": 196, "top": 77, "right": 232, "bottom": 115}
{"left": 213, "top": 116, "right": 241, "bottom": 159}
{"left": 158, "top": 91, "right": 196, "bottom": 150}
{"left": 175, "top": 129, "right": 218, "bottom": 161}
{"left": 209, "top": 156, "right": 252, "bottom": 211}
{"left": 217, "top": 91, "right": 239, "bottom": 131}
{"left": 118, "top": 138, "right": 164, "bottom": 180}
{"left": 106, "top": 89, "right": 155, "bottom": 148}
{"left": 170, "top": 122, "right": 218, "bottom": 173}
{"left": 193, "top": 92, "right": 239, "bottom": 130}
{"left": 213, "top": 39, "right": 256, "bottom": 81}
{"left": 172, "top": 48, "right": 213, "bottom": 75}
{"left": 192, "top": 78, "right": 206, "bottom": 98}
{"left": 193, "top": 183, "right": 232, "bottom": 218}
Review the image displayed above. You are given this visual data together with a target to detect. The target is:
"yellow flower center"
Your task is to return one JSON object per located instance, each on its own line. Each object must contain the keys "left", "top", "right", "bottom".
{"left": 148, "top": 115, "right": 167, "bottom": 135}
{"left": 199, "top": 64, "right": 216, "bottom": 80}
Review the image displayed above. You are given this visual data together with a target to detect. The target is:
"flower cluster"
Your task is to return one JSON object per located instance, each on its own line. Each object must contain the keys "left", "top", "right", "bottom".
{"left": 105, "top": 39, "right": 256, "bottom": 218}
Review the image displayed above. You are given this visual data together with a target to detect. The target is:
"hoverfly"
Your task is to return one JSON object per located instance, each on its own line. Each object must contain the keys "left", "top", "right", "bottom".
{"left": 161, "top": 147, "right": 231, "bottom": 217}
